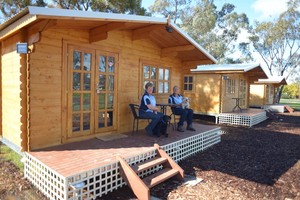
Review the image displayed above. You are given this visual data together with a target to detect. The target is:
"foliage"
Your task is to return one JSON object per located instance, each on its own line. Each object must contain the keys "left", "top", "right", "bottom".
{"left": 179, "top": 0, "right": 250, "bottom": 63}
{"left": 282, "top": 82, "right": 300, "bottom": 98}
{"left": 0, "top": 143, "right": 24, "bottom": 171}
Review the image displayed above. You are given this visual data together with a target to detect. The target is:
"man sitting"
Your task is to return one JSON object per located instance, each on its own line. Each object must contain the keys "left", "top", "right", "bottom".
{"left": 168, "top": 86, "right": 196, "bottom": 132}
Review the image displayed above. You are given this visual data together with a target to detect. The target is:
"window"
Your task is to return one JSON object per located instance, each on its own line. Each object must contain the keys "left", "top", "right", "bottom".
{"left": 184, "top": 75, "right": 194, "bottom": 91}
{"left": 226, "top": 79, "right": 236, "bottom": 95}
{"left": 143, "top": 65, "right": 170, "bottom": 94}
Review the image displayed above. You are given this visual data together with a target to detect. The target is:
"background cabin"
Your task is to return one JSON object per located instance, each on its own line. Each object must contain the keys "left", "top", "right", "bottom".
{"left": 0, "top": 6, "right": 216, "bottom": 152}
{"left": 250, "top": 77, "right": 287, "bottom": 108}
{"left": 184, "top": 63, "right": 267, "bottom": 116}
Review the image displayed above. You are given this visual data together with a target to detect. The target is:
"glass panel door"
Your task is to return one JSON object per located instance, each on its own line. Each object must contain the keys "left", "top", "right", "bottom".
{"left": 239, "top": 79, "right": 247, "bottom": 107}
{"left": 95, "top": 52, "right": 117, "bottom": 132}
{"left": 68, "top": 46, "right": 94, "bottom": 136}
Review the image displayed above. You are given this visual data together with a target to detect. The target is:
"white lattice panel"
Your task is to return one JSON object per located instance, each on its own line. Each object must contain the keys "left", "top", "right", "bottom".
{"left": 217, "top": 111, "right": 267, "bottom": 127}
{"left": 25, "top": 128, "right": 221, "bottom": 200}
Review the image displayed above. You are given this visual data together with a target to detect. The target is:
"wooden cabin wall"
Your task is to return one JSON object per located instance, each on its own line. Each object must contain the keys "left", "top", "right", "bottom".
{"left": 184, "top": 74, "right": 221, "bottom": 115}
{"left": 249, "top": 84, "right": 265, "bottom": 107}
{"left": 221, "top": 74, "right": 249, "bottom": 113}
{"left": 1, "top": 33, "right": 23, "bottom": 151}
{"left": 27, "top": 26, "right": 183, "bottom": 149}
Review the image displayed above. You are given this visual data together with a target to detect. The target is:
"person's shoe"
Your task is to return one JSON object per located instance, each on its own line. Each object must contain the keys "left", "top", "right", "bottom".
{"left": 187, "top": 125, "right": 196, "bottom": 131}
{"left": 177, "top": 125, "right": 184, "bottom": 132}
{"left": 145, "top": 126, "right": 153, "bottom": 136}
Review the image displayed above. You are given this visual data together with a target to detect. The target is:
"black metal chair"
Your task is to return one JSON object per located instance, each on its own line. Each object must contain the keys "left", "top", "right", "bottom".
{"left": 169, "top": 107, "right": 180, "bottom": 131}
{"left": 129, "top": 104, "right": 150, "bottom": 135}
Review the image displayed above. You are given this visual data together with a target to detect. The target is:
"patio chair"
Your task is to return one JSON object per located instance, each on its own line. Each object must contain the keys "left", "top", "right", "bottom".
{"left": 169, "top": 107, "right": 180, "bottom": 131}
{"left": 129, "top": 104, "right": 150, "bottom": 135}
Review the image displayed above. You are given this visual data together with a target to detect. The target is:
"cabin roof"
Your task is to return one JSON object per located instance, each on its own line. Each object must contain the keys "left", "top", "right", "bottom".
{"left": 0, "top": 6, "right": 217, "bottom": 64}
{"left": 191, "top": 63, "right": 261, "bottom": 72}
{"left": 256, "top": 76, "right": 287, "bottom": 85}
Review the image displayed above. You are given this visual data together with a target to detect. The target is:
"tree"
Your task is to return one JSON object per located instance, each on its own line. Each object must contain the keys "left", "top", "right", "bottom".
{"left": 282, "top": 82, "right": 300, "bottom": 98}
{"left": 180, "top": 0, "right": 250, "bottom": 62}
{"left": 149, "top": 0, "right": 191, "bottom": 23}
{"left": 247, "top": 0, "right": 300, "bottom": 103}
{"left": 0, "top": 0, "right": 47, "bottom": 19}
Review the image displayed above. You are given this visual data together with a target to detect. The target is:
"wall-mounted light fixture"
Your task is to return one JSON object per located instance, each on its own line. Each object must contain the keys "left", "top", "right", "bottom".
{"left": 16, "top": 43, "right": 29, "bottom": 54}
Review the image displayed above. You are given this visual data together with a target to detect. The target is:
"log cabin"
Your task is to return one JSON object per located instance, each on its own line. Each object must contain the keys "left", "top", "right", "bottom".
{"left": 0, "top": 6, "right": 217, "bottom": 153}
{"left": 186, "top": 63, "right": 268, "bottom": 116}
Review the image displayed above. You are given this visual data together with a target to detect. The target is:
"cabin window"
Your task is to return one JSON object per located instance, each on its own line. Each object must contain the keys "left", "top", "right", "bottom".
{"left": 239, "top": 79, "right": 247, "bottom": 106}
{"left": 143, "top": 65, "right": 170, "bottom": 94}
{"left": 226, "top": 79, "right": 236, "bottom": 95}
{"left": 183, "top": 75, "right": 194, "bottom": 91}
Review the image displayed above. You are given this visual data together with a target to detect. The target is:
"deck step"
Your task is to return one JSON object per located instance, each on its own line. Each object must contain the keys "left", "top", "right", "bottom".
{"left": 132, "top": 157, "right": 167, "bottom": 173}
{"left": 284, "top": 105, "right": 294, "bottom": 113}
{"left": 143, "top": 168, "right": 179, "bottom": 188}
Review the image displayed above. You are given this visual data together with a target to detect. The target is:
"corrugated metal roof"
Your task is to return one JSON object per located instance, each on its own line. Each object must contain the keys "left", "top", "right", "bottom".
{"left": 257, "top": 76, "right": 287, "bottom": 84}
{"left": 191, "top": 63, "right": 261, "bottom": 72}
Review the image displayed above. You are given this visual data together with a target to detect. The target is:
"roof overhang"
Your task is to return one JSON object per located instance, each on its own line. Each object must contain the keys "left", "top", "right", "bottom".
{"left": 254, "top": 77, "right": 287, "bottom": 86}
{"left": 0, "top": 6, "right": 217, "bottom": 64}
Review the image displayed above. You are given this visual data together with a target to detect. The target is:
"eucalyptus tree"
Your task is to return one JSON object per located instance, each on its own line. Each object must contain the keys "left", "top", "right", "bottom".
{"left": 247, "top": 0, "right": 300, "bottom": 102}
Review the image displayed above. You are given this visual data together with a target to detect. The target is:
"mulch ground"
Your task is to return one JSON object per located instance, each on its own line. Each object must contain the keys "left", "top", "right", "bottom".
{"left": 0, "top": 111, "right": 299, "bottom": 200}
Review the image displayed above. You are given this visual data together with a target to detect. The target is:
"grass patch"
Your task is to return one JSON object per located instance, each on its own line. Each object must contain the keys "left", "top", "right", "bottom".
{"left": 0, "top": 142, "right": 24, "bottom": 171}
{"left": 280, "top": 99, "right": 300, "bottom": 111}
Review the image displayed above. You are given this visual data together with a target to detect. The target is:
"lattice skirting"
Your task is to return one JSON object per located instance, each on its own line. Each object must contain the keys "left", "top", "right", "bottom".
{"left": 217, "top": 112, "right": 267, "bottom": 127}
{"left": 24, "top": 128, "right": 221, "bottom": 200}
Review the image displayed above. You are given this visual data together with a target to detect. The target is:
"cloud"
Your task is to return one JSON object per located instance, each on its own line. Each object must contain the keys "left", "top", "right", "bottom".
{"left": 252, "top": 0, "right": 288, "bottom": 20}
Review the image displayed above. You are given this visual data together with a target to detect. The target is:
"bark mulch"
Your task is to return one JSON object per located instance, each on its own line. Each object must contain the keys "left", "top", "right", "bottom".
{"left": 0, "top": 111, "right": 299, "bottom": 200}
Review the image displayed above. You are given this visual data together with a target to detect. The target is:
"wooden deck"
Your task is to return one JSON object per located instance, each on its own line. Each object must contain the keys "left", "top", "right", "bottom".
{"left": 24, "top": 122, "right": 221, "bottom": 200}
{"left": 29, "top": 123, "right": 218, "bottom": 177}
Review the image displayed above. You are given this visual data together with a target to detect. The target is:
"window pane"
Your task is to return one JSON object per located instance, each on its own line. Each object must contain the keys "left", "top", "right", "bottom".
{"left": 108, "top": 75, "right": 114, "bottom": 91}
{"left": 184, "top": 76, "right": 188, "bottom": 83}
{"left": 189, "top": 76, "right": 193, "bottom": 83}
{"left": 98, "top": 94, "right": 105, "bottom": 109}
{"left": 98, "top": 112, "right": 105, "bottom": 128}
{"left": 83, "top": 93, "right": 90, "bottom": 111}
{"left": 73, "top": 51, "right": 81, "bottom": 70}
{"left": 165, "top": 69, "right": 169, "bottom": 80}
{"left": 83, "top": 73, "right": 91, "bottom": 91}
{"left": 107, "top": 94, "right": 114, "bottom": 109}
{"left": 73, "top": 72, "right": 81, "bottom": 90}
{"left": 159, "top": 68, "right": 164, "bottom": 80}
{"left": 158, "top": 82, "right": 163, "bottom": 93}
{"left": 83, "top": 113, "right": 90, "bottom": 130}
{"left": 144, "top": 66, "right": 150, "bottom": 79}
{"left": 72, "top": 114, "right": 80, "bottom": 132}
{"left": 151, "top": 67, "right": 156, "bottom": 79}
{"left": 152, "top": 81, "right": 156, "bottom": 93}
{"left": 184, "top": 84, "right": 188, "bottom": 90}
{"left": 108, "top": 57, "right": 114, "bottom": 73}
{"left": 189, "top": 84, "right": 193, "bottom": 90}
{"left": 98, "top": 75, "right": 106, "bottom": 91}
{"left": 72, "top": 94, "right": 80, "bottom": 111}
{"left": 99, "top": 56, "right": 106, "bottom": 72}
{"left": 84, "top": 53, "right": 91, "bottom": 71}
{"left": 164, "top": 82, "right": 169, "bottom": 93}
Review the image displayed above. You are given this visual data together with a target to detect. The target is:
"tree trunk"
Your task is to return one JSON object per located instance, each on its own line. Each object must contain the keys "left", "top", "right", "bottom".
{"left": 274, "top": 85, "right": 284, "bottom": 104}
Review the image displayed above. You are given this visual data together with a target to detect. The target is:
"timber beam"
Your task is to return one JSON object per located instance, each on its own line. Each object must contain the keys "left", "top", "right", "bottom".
{"left": 89, "top": 22, "right": 126, "bottom": 43}
{"left": 161, "top": 45, "right": 195, "bottom": 57}
{"left": 132, "top": 24, "right": 163, "bottom": 41}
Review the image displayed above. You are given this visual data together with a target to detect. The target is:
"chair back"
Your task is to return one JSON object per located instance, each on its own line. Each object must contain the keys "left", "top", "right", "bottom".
{"left": 129, "top": 104, "right": 139, "bottom": 119}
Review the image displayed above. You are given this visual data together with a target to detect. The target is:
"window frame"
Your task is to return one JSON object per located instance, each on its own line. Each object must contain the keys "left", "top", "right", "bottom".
{"left": 225, "top": 79, "right": 236, "bottom": 95}
{"left": 183, "top": 75, "right": 194, "bottom": 92}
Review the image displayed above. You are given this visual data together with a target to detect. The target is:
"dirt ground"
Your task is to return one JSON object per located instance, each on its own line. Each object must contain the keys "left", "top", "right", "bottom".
{"left": 0, "top": 111, "right": 299, "bottom": 200}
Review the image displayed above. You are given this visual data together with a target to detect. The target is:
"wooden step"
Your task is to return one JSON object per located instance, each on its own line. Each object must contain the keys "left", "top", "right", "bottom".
{"left": 284, "top": 105, "right": 294, "bottom": 113}
{"left": 143, "top": 168, "right": 179, "bottom": 188}
{"left": 132, "top": 157, "right": 167, "bottom": 173}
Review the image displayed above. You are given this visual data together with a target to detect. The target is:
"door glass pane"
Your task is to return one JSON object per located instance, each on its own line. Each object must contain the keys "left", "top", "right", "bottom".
{"left": 107, "top": 94, "right": 113, "bottom": 109}
{"left": 72, "top": 114, "right": 80, "bottom": 132}
{"left": 84, "top": 73, "right": 91, "bottom": 91}
{"left": 144, "top": 66, "right": 150, "bottom": 79}
{"left": 98, "top": 112, "right": 105, "bottom": 128}
{"left": 108, "top": 57, "right": 114, "bottom": 73}
{"left": 84, "top": 53, "right": 91, "bottom": 71}
{"left": 83, "top": 94, "right": 90, "bottom": 111}
{"left": 98, "top": 94, "right": 105, "bottom": 109}
{"left": 98, "top": 75, "right": 106, "bottom": 91}
{"left": 107, "top": 111, "right": 113, "bottom": 127}
{"left": 99, "top": 56, "right": 106, "bottom": 72}
{"left": 73, "top": 51, "right": 81, "bottom": 70}
{"left": 73, "top": 73, "right": 81, "bottom": 90}
{"left": 165, "top": 69, "right": 169, "bottom": 80}
{"left": 83, "top": 113, "right": 90, "bottom": 130}
{"left": 108, "top": 75, "right": 114, "bottom": 91}
{"left": 159, "top": 68, "right": 163, "bottom": 80}
{"left": 72, "top": 94, "right": 80, "bottom": 111}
